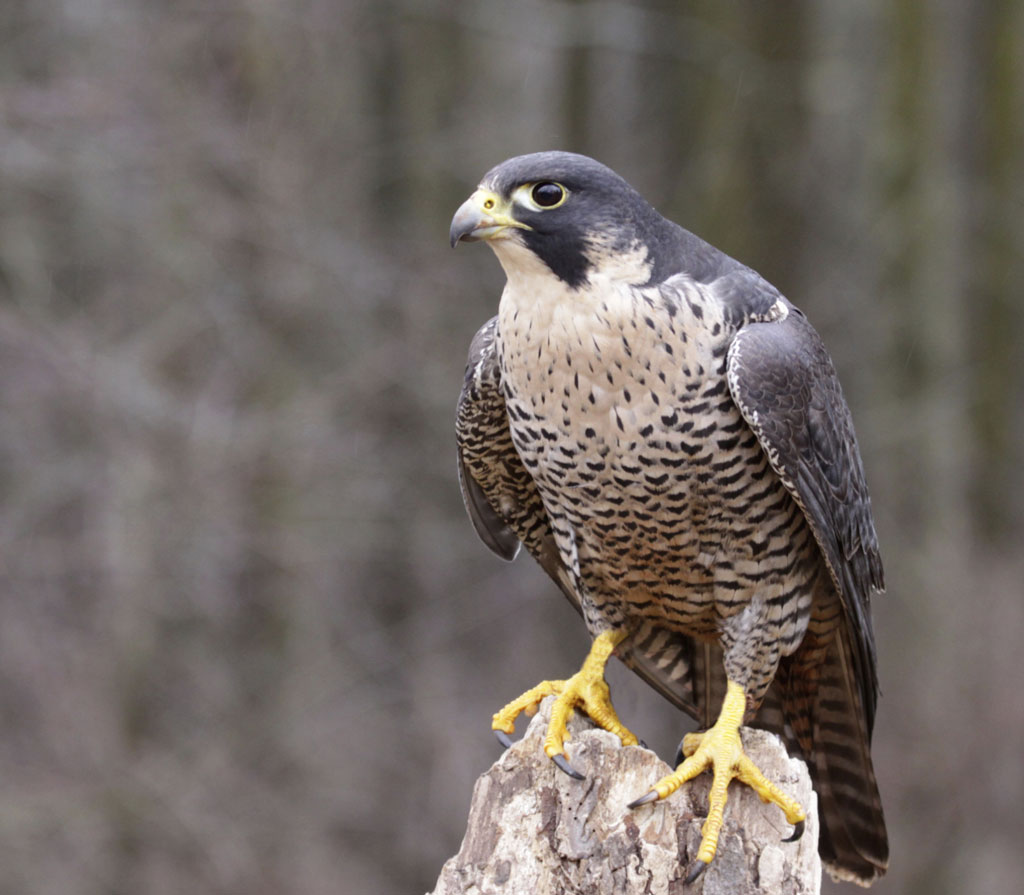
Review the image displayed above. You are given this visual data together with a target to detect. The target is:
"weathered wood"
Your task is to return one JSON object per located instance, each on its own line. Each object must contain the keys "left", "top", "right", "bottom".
{"left": 430, "top": 698, "right": 820, "bottom": 894}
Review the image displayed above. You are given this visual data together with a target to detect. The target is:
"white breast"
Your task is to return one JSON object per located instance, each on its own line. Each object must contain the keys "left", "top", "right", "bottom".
{"left": 498, "top": 267, "right": 728, "bottom": 444}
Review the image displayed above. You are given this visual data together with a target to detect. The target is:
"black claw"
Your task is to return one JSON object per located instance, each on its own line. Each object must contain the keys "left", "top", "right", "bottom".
{"left": 551, "top": 752, "right": 585, "bottom": 780}
{"left": 684, "top": 860, "right": 708, "bottom": 884}
{"left": 673, "top": 745, "right": 685, "bottom": 768}
{"left": 626, "top": 790, "right": 659, "bottom": 810}
{"left": 494, "top": 730, "right": 515, "bottom": 750}
{"left": 637, "top": 739, "right": 649, "bottom": 750}
{"left": 783, "top": 819, "right": 805, "bottom": 843}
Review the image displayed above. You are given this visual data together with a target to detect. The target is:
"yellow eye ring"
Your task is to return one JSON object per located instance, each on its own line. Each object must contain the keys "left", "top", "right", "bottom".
{"left": 483, "top": 197, "right": 495, "bottom": 210}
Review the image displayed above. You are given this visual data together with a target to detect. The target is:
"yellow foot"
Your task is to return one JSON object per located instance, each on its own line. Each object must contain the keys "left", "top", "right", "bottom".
{"left": 628, "top": 680, "right": 805, "bottom": 878}
{"left": 492, "top": 629, "right": 638, "bottom": 775}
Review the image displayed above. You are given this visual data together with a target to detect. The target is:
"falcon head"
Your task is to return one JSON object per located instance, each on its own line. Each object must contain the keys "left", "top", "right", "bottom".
{"left": 450, "top": 151, "right": 680, "bottom": 289}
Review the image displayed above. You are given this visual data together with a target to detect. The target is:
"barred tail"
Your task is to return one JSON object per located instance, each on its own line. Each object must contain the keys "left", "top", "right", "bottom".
{"left": 618, "top": 623, "right": 727, "bottom": 729}
{"left": 777, "top": 625, "right": 889, "bottom": 885}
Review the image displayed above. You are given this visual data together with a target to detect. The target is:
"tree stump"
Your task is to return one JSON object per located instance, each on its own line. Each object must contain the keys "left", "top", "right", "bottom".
{"left": 429, "top": 697, "right": 821, "bottom": 894}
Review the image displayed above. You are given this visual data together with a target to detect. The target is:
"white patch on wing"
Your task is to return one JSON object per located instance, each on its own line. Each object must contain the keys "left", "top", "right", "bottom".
{"left": 768, "top": 298, "right": 789, "bottom": 322}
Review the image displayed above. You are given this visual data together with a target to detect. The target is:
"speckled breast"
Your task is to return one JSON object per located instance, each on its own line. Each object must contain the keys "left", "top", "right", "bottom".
{"left": 498, "top": 277, "right": 817, "bottom": 641}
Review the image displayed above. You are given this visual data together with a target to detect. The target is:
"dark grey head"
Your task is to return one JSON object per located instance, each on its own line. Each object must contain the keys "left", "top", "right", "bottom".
{"left": 450, "top": 151, "right": 734, "bottom": 288}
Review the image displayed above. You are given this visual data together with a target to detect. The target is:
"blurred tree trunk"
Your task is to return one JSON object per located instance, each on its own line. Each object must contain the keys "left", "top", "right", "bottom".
{"left": 970, "top": 0, "right": 1024, "bottom": 541}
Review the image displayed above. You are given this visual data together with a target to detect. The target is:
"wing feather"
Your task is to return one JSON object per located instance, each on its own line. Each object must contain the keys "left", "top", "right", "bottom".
{"left": 726, "top": 307, "right": 884, "bottom": 729}
{"left": 456, "top": 317, "right": 577, "bottom": 603}
{"left": 727, "top": 307, "right": 889, "bottom": 882}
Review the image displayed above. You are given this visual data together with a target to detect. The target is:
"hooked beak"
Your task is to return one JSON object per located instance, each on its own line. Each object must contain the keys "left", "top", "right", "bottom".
{"left": 449, "top": 189, "right": 531, "bottom": 248}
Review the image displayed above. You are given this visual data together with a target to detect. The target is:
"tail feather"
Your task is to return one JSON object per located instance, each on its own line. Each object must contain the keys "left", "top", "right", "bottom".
{"left": 811, "top": 627, "right": 888, "bottom": 884}
{"left": 618, "top": 623, "right": 718, "bottom": 724}
{"left": 774, "top": 625, "right": 888, "bottom": 885}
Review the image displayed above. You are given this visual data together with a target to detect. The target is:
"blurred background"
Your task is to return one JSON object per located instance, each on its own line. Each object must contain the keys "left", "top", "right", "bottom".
{"left": 0, "top": 1, "right": 1021, "bottom": 893}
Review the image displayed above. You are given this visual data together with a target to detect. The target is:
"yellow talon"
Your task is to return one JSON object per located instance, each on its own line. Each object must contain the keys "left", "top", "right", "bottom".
{"left": 632, "top": 680, "right": 805, "bottom": 867}
{"left": 492, "top": 680, "right": 565, "bottom": 734}
{"left": 679, "top": 730, "right": 704, "bottom": 759}
{"left": 492, "top": 629, "right": 638, "bottom": 763}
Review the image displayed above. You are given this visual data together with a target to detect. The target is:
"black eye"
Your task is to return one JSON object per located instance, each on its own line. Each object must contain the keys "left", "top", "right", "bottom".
{"left": 531, "top": 182, "right": 565, "bottom": 208}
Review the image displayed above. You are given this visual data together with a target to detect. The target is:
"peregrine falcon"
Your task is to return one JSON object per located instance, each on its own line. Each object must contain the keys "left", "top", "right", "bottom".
{"left": 450, "top": 152, "right": 888, "bottom": 885}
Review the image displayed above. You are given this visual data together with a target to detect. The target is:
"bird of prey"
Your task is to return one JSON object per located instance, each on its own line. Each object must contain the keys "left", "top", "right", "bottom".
{"left": 450, "top": 151, "right": 888, "bottom": 885}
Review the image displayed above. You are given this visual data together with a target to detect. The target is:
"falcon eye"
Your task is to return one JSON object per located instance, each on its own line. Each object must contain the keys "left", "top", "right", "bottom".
{"left": 531, "top": 182, "right": 566, "bottom": 208}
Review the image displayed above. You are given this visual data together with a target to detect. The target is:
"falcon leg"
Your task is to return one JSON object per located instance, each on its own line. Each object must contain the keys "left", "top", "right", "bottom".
{"left": 492, "top": 629, "right": 638, "bottom": 775}
{"left": 628, "top": 680, "right": 805, "bottom": 873}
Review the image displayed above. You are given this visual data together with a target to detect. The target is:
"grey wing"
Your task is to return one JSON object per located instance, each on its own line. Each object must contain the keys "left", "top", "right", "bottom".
{"left": 727, "top": 307, "right": 884, "bottom": 726}
{"left": 456, "top": 317, "right": 707, "bottom": 718}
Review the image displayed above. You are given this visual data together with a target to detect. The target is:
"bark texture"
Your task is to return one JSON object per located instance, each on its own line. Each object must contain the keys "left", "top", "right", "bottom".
{"left": 429, "top": 698, "right": 821, "bottom": 895}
